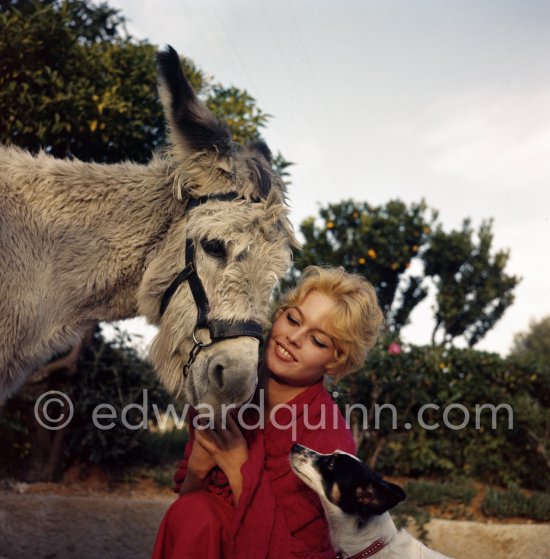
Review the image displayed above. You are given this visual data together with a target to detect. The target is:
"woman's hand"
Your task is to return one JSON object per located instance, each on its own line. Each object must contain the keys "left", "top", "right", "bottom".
{"left": 194, "top": 413, "right": 249, "bottom": 504}
{"left": 187, "top": 435, "right": 217, "bottom": 479}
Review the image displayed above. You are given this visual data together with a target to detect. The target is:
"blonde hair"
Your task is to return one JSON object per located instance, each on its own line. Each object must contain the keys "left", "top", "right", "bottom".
{"left": 278, "top": 266, "right": 384, "bottom": 378}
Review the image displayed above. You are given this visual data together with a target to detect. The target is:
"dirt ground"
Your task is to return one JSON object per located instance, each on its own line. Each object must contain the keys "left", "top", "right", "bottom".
{"left": 0, "top": 485, "right": 548, "bottom": 559}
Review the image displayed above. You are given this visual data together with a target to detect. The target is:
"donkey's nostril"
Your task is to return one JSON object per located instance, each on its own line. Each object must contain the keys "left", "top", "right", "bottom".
{"left": 213, "top": 363, "right": 225, "bottom": 388}
{"left": 207, "top": 355, "right": 231, "bottom": 390}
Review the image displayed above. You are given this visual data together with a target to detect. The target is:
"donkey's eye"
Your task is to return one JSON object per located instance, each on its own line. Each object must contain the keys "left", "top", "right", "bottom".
{"left": 201, "top": 239, "right": 226, "bottom": 259}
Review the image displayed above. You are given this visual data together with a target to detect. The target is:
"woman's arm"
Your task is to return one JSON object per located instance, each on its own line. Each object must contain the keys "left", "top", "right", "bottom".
{"left": 178, "top": 437, "right": 216, "bottom": 495}
{"left": 173, "top": 422, "right": 217, "bottom": 495}
{"left": 193, "top": 413, "right": 248, "bottom": 505}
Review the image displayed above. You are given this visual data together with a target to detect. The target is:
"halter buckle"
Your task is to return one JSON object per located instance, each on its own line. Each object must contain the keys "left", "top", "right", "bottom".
{"left": 192, "top": 327, "right": 213, "bottom": 348}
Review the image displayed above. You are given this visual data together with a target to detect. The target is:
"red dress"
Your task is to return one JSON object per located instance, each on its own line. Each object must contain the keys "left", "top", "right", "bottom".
{"left": 152, "top": 381, "right": 356, "bottom": 558}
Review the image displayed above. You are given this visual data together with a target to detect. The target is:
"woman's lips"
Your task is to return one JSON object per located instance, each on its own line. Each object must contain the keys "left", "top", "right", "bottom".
{"left": 275, "top": 341, "right": 296, "bottom": 362}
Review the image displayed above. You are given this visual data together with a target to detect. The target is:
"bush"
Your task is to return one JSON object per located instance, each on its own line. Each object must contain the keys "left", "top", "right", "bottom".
{"left": 0, "top": 402, "right": 32, "bottom": 476}
{"left": 404, "top": 478, "right": 476, "bottom": 507}
{"left": 338, "top": 342, "right": 550, "bottom": 490}
{"left": 482, "top": 487, "right": 550, "bottom": 521}
{"left": 391, "top": 478, "right": 475, "bottom": 540}
{"left": 139, "top": 428, "right": 188, "bottom": 467}
{"left": 150, "top": 466, "right": 178, "bottom": 489}
{"left": 63, "top": 327, "right": 175, "bottom": 471}
{"left": 0, "top": 327, "right": 180, "bottom": 480}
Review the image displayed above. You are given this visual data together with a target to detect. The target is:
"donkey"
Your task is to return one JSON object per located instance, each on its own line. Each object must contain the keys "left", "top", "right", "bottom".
{"left": 0, "top": 46, "right": 297, "bottom": 411}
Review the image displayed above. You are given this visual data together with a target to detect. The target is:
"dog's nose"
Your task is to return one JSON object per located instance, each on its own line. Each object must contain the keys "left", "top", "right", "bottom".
{"left": 291, "top": 443, "right": 305, "bottom": 454}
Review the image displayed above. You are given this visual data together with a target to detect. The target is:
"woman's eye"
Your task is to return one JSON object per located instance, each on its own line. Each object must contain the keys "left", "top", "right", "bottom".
{"left": 287, "top": 312, "right": 299, "bottom": 325}
{"left": 312, "top": 336, "right": 328, "bottom": 349}
{"left": 201, "top": 239, "right": 226, "bottom": 259}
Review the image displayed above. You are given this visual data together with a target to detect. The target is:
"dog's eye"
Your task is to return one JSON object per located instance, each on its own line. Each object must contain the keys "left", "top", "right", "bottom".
{"left": 201, "top": 239, "right": 226, "bottom": 259}
{"left": 327, "top": 456, "right": 335, "bottom": 471}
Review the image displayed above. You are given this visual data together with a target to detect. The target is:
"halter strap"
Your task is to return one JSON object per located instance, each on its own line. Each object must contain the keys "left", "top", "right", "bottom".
{"left": 159, "top": 259, "right": 194, "bottom": 318}
{"left": 159, "top": 192, "right": 264, "bottom": 375}
{"left": 186, "top": 191, "right": 245, "bottom": 211}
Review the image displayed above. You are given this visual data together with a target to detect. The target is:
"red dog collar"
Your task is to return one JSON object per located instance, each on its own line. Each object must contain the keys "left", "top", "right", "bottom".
{"left": 335, "top": 538, "right": 388, "bottom": 559}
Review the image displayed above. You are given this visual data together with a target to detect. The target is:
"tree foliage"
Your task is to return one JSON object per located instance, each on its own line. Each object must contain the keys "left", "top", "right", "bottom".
{"left": 292, "top": 199, "right": 436, "bottom": 333}
{"left": 510, "top": 316, "right": 550, "bottom": 366}
{"left": 424, "top": 219, "right": 519, "bottom": 347}
{"left": 291, "top": 200, "right": 518, "bottom": 347}
{"left": 0, "top": 0, "right": 286, "bottom": 167}
{"left": 64, "top": 327, "right": 171, "bottom": 469}
{"left": 509, "top": 316, "right": 550, "bottom": 409}
{"left": 0, "top": 327, "right": 173, "bottom": 479}
{"left": 507, "top": 316, "right": 550, "bottom": 466}
{"left": 0, "top": 0, "right": 162, "bottom": 162}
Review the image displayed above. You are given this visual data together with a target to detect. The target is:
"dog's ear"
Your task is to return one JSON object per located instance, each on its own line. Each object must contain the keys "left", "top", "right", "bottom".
{"left": 356, "top": 478, "right": 406, "bottom": 517}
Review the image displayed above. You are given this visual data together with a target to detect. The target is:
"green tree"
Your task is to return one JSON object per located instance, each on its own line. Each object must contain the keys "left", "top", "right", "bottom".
{"left": 0, "top": 0, "right": 162, "bottom": 162}
{"left": 292, "top": 199, "right": 437, "bottom": 333}
{"left": 206, "top": 85, "right": 269, "bottom": 145}
{"left": 423, "top": 219, "right": 519, "bottom": 347}
{"left": 510, "top": 316, "right": 550, "bottom": 366}
{"left": 0, "top": 0, "right": 287, "bottom": 167}
{"left": 291, "top": 200, "right": 518, "bottom": 347}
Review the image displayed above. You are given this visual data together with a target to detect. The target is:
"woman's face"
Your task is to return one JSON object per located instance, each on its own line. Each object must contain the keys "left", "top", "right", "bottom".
{"left": 265, "top": 290, "right": 339, "bottom": 387}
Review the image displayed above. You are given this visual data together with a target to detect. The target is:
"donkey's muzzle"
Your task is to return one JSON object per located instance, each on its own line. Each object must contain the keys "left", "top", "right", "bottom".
{"left": 184, "top": 320, "right": 263, "bottom": 377}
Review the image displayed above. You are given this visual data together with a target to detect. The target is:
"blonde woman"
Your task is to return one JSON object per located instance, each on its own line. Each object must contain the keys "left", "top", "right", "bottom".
{"left": 153, "top": 266, "right": 383, "bottom": 559}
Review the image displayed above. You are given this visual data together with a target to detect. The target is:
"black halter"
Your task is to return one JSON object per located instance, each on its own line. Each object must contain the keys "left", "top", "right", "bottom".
{"left": 159, "top": 192, "right": 264, "bottom": 376}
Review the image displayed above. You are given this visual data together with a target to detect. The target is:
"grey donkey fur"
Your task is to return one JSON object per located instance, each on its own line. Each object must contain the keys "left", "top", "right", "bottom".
{"left": 0, "top": 46, "right": 297, "bottom": 410}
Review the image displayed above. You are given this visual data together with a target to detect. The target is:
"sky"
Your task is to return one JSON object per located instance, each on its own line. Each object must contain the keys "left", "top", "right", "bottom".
{"left": 102, "top": 0, "right": 550, "bottom": 356}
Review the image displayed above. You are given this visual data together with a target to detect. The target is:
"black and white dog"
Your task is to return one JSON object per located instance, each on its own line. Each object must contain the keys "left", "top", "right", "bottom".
{"left": 290, "top": 444, "right": 452, "bottom": 559}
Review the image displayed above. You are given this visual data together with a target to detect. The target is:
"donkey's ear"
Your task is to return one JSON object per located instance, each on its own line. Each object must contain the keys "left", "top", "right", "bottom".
{"left": 156, "top": 45, "right": 233, "bottom": 157}
{"left": 248, "top": 140, "right": 273, "bottom": 163}
{"left": 356, "top": 478, "right": 406, "bottom": 517}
